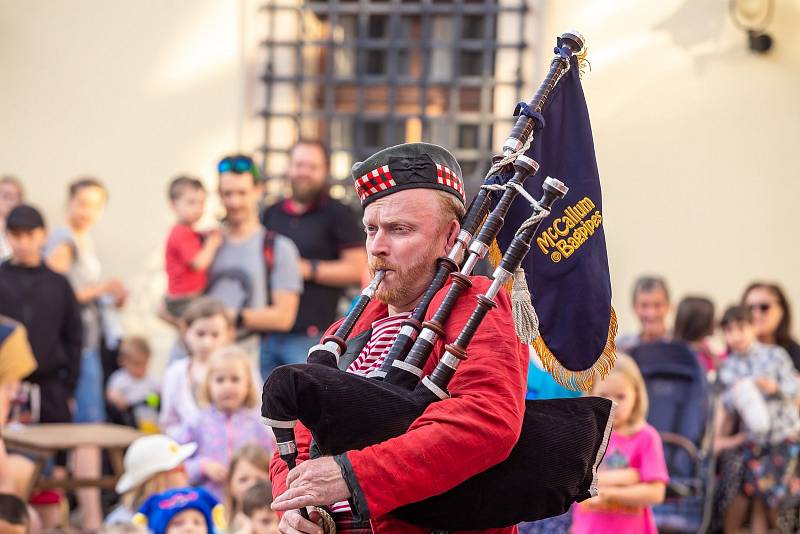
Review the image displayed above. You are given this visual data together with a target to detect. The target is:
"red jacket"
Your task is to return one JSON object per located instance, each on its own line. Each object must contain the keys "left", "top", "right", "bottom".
{"left": 270, "top": 276, "right": 526, "bottom": 533}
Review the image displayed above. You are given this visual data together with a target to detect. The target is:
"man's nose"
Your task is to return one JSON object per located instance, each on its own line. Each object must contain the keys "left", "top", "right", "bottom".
{"left": 368, "top": 229, "right": 390, "bottom": 257}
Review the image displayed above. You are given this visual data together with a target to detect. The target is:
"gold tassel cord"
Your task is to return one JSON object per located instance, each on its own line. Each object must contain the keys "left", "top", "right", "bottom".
{"left": 533, "top": 306, "right": 618, "bottom": 392}
{"left": 510, "top": 267, "right": 540, "bottom": 344}
{"left": 576, "top": 46, "right": 591, "bottom": 79}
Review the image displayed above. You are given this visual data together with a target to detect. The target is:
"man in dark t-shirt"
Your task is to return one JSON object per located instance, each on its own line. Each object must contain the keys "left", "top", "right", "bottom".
{"left": 260, "top": 140, "right": 366, "bottom": 377}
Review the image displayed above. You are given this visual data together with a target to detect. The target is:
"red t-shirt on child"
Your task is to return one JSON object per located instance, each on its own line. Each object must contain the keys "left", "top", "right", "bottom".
{"left": 165, "top": 223, "right": 206, "bottom": 297}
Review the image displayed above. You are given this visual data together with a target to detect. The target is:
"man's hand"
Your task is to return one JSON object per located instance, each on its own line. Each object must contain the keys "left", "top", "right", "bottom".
{"left": 272, "top": 456, "right": 351, "bottom": 512}
{"left": 279, "top": 508, "right": 324, "bottom": 534}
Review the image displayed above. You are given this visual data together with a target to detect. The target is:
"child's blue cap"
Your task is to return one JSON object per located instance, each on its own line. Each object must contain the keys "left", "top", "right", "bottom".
{"left": 133, "top": 487, "right": 225, "bottom": 534}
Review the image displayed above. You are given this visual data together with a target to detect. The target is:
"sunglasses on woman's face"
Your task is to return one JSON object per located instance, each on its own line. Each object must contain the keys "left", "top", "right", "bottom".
{"left": 217, "top": 156, "right": 255, "bottom": 174}
{"left": 748, "top": 302, "right": 774, "bottom": 313}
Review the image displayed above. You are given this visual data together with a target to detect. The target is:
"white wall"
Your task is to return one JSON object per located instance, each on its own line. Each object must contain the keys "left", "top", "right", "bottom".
{"left": 0, "top": 0, "right": 266, "bottom": 367}
{"left": 539, "top": 0, "right": 800, "bottom": 337}
{"left": 2, "top": 0, "right": 799, "bottom": 364}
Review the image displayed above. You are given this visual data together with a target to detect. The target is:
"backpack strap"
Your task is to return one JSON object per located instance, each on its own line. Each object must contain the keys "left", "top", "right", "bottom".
{"left": 263, "top": 230, "right": 277, "bottom": 306}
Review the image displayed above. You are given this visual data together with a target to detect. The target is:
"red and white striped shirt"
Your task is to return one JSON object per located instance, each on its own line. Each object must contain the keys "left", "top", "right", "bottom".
{"left": 331, "top": 311, "right": 411, "bottom": 516}
{"left": 346, "top": 312, "right": 411, "bottom": 377}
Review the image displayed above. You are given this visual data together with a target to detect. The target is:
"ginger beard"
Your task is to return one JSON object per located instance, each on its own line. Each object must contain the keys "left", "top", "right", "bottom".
{"left": 370, "top": 246, "right": 440, "bottom": 308}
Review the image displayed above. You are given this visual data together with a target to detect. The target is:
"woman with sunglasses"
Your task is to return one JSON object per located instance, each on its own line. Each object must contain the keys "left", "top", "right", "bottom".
{"left": 741, "top": 282, "right": 800, "bottom": 371}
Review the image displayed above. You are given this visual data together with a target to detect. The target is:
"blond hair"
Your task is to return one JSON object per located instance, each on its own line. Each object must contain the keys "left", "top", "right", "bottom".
{"left": 199, "top": 346, "right": 259, "bottom": 409}
{"left": 121, "top": 471, "right": 173, "bottom": 512}
{"left": 436, "top": 190, "right": 466, "bottom": 226}
{"left": 224, "top": 443, "right": 272, "bottom": 523}
{"left": 594, "top": 352, "right": 649, "bottom": 428}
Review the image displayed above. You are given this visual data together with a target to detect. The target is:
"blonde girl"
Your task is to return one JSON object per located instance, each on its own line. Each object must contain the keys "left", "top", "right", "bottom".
{"left": 176, "top": 346, "right": 275, "bottom": 500}
{"left": 572, "top": 353, "right": 668, "bottom": 534}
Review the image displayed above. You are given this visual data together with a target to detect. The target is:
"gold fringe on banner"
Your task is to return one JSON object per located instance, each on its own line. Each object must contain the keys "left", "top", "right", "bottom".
{"left": 488, "top": 239, "right": 513, "bottom": 292}
{"left": 533, "top": 306, "right": 618, "bottom": 392}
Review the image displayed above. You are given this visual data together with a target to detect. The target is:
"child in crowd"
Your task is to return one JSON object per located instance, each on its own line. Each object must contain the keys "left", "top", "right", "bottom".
{"left": 0, "top": 493, "right": 30, "bottom": 534}
{"left": 0, "top": 206, "right": 82, "bottom": 527}
{"left": 0, "top": 205, "right": 82, "bottom": 426}
{"left": 164, "top": 176, "right": 222, "bottom": 318}
{"left": 105, "top": 434, "right": 196, "bottom": 525}
{"left": 240, "top": 482, "right": 278, "bottom": 534}
{"left": 159, "top": 297, "right": 234, "bottom": 438}
{"left": 106, "top": 336, "right": 160, "bottom": 427}
{"left": 225, "top": 444, "right": 271, "bottom": 533}
{"left": 572, "top": 353, "right": 668, "bottom": 534}
{"left": 133, "top": 487, "right": 223, "bottom": 534}
{"left": 715, "top": 305, "right": 800, "bottom": 534}
{"left": 177, "top": 346, "right": 275, "bottom": 500}
{"left": 673, "top": 296, "right": 724, "bottom": 372}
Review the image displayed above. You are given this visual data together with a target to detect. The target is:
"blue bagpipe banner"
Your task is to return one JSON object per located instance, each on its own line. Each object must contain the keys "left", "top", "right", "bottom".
{"left": 496, "top": 53, "right": 615, "bottom": 391}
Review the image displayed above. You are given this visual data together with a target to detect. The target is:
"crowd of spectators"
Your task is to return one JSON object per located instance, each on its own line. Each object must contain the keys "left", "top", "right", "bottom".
{"left": 1, "top": 146, "right": 799, "bottom": 533}
{"left": 519, "top": 275, "right": 800, "bottom": 534}
{"left": 0, "top": 141, "right": 366, "bottom": 533}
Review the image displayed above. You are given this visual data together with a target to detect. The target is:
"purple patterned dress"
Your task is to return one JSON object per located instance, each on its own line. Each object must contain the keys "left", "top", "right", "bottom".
{"left": 176, "top": 406, "right": 275, "bottom": 499}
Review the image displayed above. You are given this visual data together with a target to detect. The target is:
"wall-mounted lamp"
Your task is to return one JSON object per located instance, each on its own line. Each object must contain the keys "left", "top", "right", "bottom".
{"left": 729, "top": 0, "right": 774, "bottom": 53}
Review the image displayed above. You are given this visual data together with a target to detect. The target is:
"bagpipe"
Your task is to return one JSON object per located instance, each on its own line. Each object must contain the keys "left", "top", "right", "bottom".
{"left": 263, "top": 30, "right": 616, "bottom": 530}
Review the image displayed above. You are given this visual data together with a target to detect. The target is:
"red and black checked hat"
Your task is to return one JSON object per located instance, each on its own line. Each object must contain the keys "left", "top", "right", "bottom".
{"left": 351, "top": 143, "right": 465, "bottom": 208}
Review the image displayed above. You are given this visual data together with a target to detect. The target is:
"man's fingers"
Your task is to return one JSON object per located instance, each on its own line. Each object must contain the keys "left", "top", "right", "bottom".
{"left": 273, "top": 487, "right": 318, "bottom": 511}
{"left": 279, "top": 523, "right": 302, "bottom": 534}
{"left": 279, "top": 509, "right": 323, "bottom": 534}
{"left": 286, "top": 463, "right": 303, "bottom": 486}
{"left": 273, "top": 494, "right": 315, "bottom": 511}
{"left": 273, "top": 485, "right": 305, "bottom": 505}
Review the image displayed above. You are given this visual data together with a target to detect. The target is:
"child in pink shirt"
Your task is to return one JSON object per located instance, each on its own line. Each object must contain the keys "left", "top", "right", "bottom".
{"left": 164, "top": 176, "right": 221, "bottom": 317}
{"left": 572, "top": 353, "right": 669, "bottom": 534}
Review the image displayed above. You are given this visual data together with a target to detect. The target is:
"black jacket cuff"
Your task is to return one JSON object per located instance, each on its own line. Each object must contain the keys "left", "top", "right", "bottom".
{"left": 334, "top": 453, "right": 370, "bottom": 521}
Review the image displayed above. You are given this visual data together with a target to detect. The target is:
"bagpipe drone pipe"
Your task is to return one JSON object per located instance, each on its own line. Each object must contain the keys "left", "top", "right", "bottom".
{"left": 263, "top": 31, "right": 616, "bottom": 530}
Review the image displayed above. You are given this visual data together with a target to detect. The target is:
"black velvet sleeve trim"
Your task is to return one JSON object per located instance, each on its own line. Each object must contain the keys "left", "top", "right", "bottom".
{"left": 309, "top": 439, "right": 321, "bottom": 460}
{"left": 334, "top": 453, "right": 370, "bottom": 521}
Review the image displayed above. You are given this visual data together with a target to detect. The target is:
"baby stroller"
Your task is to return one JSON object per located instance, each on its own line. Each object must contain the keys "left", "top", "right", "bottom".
{"left": 632, "top": 341, "right": 716, "bottom": 533}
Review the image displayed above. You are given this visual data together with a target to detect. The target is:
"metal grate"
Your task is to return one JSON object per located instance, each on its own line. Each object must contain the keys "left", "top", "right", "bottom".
{"left": 260, "top": 0, "right": 532, "bottom": 203}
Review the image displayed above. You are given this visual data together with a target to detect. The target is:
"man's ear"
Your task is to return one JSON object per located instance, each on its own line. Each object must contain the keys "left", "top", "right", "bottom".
{"left": 446, "top": 219, "right": 460, "bottom": 250}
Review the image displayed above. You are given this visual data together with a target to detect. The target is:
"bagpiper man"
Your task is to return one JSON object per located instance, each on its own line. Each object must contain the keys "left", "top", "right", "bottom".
{"left": 270, "top": 142, "right": 528, "bottom": 534}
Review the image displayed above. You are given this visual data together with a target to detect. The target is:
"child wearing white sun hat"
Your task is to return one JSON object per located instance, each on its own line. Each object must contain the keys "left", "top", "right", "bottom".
{"left": 104, "top": 434, "right": 197, "bottom": 525}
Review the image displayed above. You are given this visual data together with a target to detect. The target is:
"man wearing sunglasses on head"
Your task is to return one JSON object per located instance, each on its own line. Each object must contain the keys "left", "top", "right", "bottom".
{"left": 207, "top": 154, "right": 302, "bottom": 357}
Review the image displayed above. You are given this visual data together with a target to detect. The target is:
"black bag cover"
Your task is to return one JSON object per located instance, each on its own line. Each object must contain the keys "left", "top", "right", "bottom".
{"left": 264, "top": 364, "right": 613, "bottom": 529}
